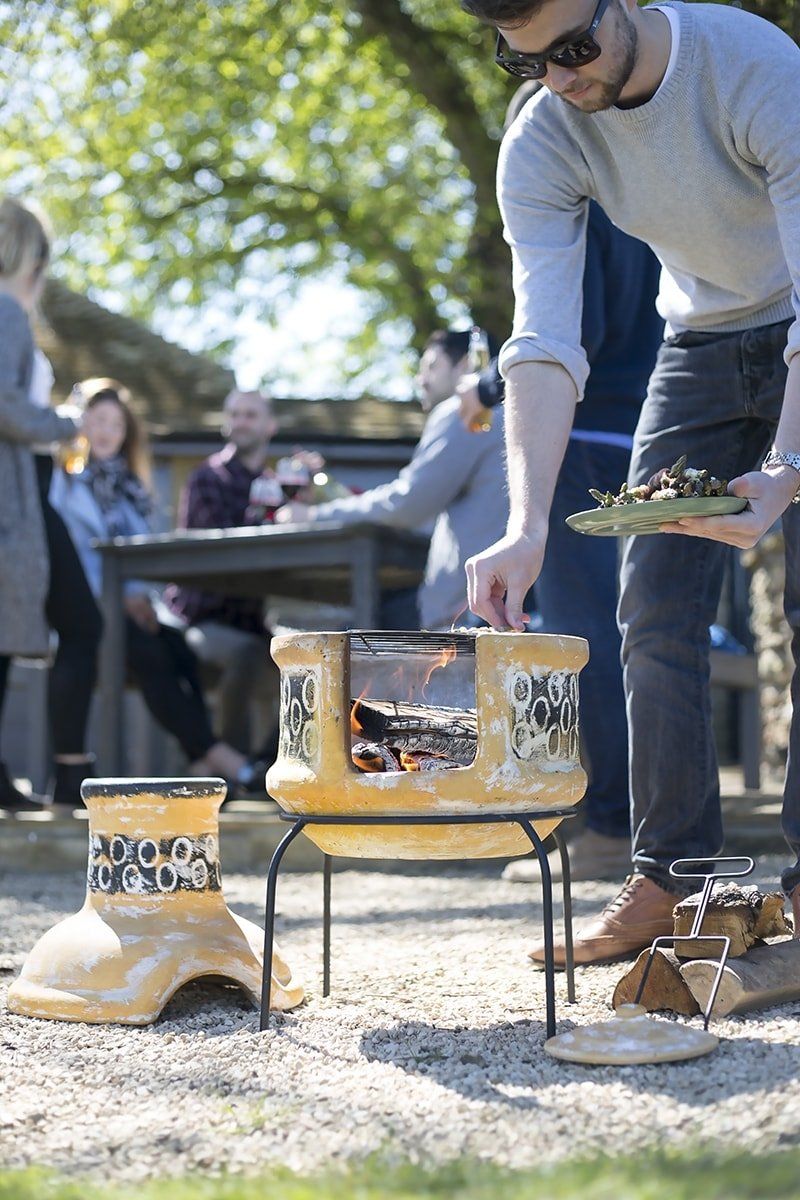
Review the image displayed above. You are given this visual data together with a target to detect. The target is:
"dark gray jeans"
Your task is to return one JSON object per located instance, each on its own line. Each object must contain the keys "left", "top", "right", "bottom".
{"left": 618, "top": 318, "right": 800, "bottom": 896}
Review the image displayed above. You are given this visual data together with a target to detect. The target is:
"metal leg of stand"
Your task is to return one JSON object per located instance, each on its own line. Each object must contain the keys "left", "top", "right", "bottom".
{"left": 518, "top": 818, "right": 556, "bottom": 1040}
{"left": 260, "top": 819, "right": 306, "bottom": 1031}
{"left": 323, "top": 854, "right": 332, "bottom": 998}
{"left": 553, "top": 827, "right": 575, "bottom": 1004}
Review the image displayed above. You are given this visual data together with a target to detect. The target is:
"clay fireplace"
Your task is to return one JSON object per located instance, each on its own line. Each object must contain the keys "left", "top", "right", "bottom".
{"left": 265, "top": 629, "right": 589, "bottom": 858}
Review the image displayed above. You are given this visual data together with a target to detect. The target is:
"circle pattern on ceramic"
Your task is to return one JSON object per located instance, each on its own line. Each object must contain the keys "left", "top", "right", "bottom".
{"left": 279, "top": 669, "right": 321, "bottom": 766}
{"left": 88, "top": 833, "right": 221, "bottom": 895}
{"left": 509, "top": 670, "right": 580, "bottom": 764}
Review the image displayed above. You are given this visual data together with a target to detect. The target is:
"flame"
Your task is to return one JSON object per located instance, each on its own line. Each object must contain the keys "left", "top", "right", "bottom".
{"left": 422, "top": 643, "right": 457, "bottom": 694}
{"left": 449, "top": 602, "right": 468, "bottom": 631}
{"left": 390, "top": 664, "right": 406, "bottom": 691}
{"left": 350, "top": 689, "right": 367, "bottom": 738}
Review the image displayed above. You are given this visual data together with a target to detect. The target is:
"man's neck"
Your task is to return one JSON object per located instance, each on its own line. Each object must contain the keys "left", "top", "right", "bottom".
{"left": 617, "top": 5, "right": 673, "bottom": 109}
{"left": 231, "top": 444, "right": 271, "bottom": 473}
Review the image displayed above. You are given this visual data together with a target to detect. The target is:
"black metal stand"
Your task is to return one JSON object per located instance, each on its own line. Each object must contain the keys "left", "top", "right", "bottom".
{"left": 260, "top": 808, "right": 577, "bottom": 1039}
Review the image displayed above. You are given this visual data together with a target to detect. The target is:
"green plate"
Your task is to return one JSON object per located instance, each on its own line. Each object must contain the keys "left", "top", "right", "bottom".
{"left": 566, "top": 495, "right": 748, "bottom": 536}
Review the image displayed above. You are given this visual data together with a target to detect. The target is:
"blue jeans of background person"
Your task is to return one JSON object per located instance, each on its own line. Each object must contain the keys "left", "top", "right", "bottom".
{"left": 532, "top": 436, "right": 632, "bottom": 840}
{"left": 619, "top": 319, "right": 800, "bottom": 896}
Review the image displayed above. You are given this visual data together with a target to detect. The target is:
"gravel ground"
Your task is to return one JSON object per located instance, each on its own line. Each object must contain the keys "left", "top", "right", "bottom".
{"left": 1, "top": 858, "right": 800, "bottom": 1181}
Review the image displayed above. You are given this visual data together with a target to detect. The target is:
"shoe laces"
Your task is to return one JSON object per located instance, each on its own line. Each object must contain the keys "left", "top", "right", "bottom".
{"left": 601, "top": 873, "right": 645, "bottom": 917}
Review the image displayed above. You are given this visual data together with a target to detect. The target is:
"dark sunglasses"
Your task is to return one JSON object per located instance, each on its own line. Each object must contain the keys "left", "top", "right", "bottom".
{"left": 494, "top": 0, "right": 611, "bottom": 80}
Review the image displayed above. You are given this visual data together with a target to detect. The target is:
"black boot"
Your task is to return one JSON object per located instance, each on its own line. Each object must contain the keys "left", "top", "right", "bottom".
{"left": 51, "top": 758, "right": 94, "bottom": 811}
{"left": 0, "top": 762, "right": 45, "bottom": 814}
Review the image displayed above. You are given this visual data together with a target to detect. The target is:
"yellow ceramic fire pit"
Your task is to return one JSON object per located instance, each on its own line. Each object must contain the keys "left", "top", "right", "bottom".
{"left": 266, "top": 630, "right": 589, "bottom": 859}
{"left": 7, "top": 778, "right": 304, "bottom": 1024}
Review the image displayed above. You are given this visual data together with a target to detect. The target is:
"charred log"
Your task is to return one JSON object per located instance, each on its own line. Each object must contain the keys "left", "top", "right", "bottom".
{"left": 351, "top": 697, "right": 477, "bottom": 766}
{"left": 351, "top": 741, "right": 401, "bottom": 773}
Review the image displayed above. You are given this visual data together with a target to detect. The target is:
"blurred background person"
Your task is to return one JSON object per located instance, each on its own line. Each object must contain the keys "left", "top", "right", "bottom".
{"left": 164, "top": 388, "right": 320, "bottom": 759}
{"left": 50, "top": 378, "right": 258, "bottom": 791}
{"left": 0, "top": 196, "right": 100, "bottom": 815}
{"left": 276, "top": 328, "right": 508, "bottom": 632}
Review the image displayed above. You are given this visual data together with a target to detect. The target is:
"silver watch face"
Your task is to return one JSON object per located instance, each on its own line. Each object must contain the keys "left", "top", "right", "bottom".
{"left": 764, "top": 451, "right": 800, "bottom": 501}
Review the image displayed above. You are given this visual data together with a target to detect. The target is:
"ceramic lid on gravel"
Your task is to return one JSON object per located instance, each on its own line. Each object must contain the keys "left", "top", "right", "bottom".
{"left": 544, "top": 1003, "right": 719, "bottom": 1064}
{"left": 566, "top": 495, "right": 747, "bottom": 537}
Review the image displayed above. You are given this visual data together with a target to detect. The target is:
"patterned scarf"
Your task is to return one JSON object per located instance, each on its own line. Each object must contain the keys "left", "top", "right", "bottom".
{"left": 82, "top": 455, "right": 153, "bottom": 536}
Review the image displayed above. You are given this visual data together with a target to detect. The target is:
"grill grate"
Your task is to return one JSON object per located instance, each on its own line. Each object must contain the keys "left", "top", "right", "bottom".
{"left": 349, "top": 630, "right": 478, "bottom": 657}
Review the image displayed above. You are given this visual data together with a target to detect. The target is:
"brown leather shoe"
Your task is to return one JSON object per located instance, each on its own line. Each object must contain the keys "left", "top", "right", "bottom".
{"left": 790, "top": 885, "right": 800, "bottom": 938}
{"left": 528, "top": 873, "right": 677, "bottom": 968}
{"left": 503, "top": 828, "right": 631, "bottom": 884}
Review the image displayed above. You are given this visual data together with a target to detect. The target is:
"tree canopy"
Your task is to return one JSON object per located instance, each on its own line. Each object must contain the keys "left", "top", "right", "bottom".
{"left": 0, "top": 1, "right": 797, "bottom": 394}
{"left": 0, "top": 1, "right": 514, "bottom": 388}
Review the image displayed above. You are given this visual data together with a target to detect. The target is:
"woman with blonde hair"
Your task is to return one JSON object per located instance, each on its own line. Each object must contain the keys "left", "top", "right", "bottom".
{"left": 50, "top": 379, "right": 255, "bottom": 786}
{"left": 0, "top": 196, "right": 102, "bottom": 813}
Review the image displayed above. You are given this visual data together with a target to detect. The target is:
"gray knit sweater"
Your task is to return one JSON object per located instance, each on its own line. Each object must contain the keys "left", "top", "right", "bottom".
{"left": 497, "top": 1, "right": 800, "bottom": 398}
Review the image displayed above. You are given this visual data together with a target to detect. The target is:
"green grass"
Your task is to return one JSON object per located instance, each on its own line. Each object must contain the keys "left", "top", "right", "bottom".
{"left": 1, "top": 1151, "right": 799, "bottom": 1200}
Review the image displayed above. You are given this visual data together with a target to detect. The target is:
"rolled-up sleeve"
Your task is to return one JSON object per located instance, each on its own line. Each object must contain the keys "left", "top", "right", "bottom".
{"left": 496, "top": 107, "right": 591, "bottom": 400}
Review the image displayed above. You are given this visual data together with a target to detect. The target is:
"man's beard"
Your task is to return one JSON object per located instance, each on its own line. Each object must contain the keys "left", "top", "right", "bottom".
{"left": 560, "top": 5, "right": 638, "bottom": 114}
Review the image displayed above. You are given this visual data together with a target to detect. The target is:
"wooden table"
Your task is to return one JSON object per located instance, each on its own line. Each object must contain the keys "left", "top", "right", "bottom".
{"left": 96, "top": 522, "right": 428, "bottom": 773}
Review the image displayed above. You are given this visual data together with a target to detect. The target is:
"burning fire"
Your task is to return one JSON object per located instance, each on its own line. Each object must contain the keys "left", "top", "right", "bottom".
{"left": 422, "top": 643, "right": 456, "bottom": 695}
{"left": 349, "top": 641, "right": 463, "bottom": 773}
{"left": 350, "top": 689, "right": 367, "bottom": 738}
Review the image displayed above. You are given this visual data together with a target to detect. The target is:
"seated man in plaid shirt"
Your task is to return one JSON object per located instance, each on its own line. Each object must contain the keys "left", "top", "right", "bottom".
{"left": 166, "top": 388, "right": 284, "bottom": 756}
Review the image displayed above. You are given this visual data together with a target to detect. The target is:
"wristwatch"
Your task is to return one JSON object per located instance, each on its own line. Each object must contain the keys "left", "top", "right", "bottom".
{"left": 762, "top": 448, "right": 800, "bottom": 503}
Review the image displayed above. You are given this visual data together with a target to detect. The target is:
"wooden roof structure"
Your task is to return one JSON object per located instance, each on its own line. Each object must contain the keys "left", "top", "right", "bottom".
{"left": 36, "top": 279, "right": 425, "bottom": 445}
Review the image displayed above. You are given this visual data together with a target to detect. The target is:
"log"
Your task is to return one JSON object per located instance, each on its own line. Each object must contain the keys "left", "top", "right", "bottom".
{"left": 672, "top": 884, "right": 792, "bottom": 959}
{"left": 612, "top": 948, "right": 700, "bottom": 1016}
{"left": 351, "top": 698, "right": 477, "bottom": 766}
{"left": 680, "top": 938, "right": 800, "bottom": 1016}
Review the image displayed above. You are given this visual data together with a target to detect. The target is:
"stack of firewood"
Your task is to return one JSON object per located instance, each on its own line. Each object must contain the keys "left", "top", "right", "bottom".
{"left": 350, "top": 697, "right": 476, "bottom": 773}
{"left": 613, "top": 884, "right": 799, "bottom": 1017}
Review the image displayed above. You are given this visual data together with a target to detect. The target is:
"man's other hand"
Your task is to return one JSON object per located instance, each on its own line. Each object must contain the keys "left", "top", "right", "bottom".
{"left": 466, "top": 531, "right": 544, "bottom": 630}
{"left": 291, "top": 447, "right": 325, "bottom": 473}
{"left": 660, "top": 469, "right": 798, "bottom": 547}
{"left": 275, "top": 501, "right": 312, "bottom": 524}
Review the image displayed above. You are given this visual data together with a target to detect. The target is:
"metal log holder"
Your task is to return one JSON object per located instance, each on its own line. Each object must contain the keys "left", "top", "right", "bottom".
{"left": 633, "top": 855, "right": 756, "bottom": 1030}
{"left": 260, "top": 807, "right": 577, "bottom": 1040}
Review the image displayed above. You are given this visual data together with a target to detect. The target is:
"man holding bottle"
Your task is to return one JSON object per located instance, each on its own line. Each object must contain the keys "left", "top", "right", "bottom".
{"left": 276, "top": 329, "right": 509, "bottom": 631}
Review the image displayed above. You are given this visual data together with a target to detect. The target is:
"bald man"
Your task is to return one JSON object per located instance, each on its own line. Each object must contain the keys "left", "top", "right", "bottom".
{"left": 166, "top": 389, "right": 280, "bottom": 756}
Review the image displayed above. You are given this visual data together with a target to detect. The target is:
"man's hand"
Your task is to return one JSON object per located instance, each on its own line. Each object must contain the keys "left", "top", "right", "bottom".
{"left": 291, "top": 447, "right": 325, "bottom": 473}
{"left": 659, "top": 469, "right": 799, "bottom": 547}
{"left": 456, "top": 374, "right": 485, "bottom": 431}
{"left": 466, "top": 530, "right": 545, "bottom": 630}
{"left": 124, "top": 593, "right": 159, "bottom": 633}
{"left": 275, "top": 501, "right": 312, "bottom": 525}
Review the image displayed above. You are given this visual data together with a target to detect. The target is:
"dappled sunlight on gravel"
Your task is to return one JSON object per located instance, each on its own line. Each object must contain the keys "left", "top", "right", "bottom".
{"left": 1, "top": 860, "right": 799, "bottom": 1180}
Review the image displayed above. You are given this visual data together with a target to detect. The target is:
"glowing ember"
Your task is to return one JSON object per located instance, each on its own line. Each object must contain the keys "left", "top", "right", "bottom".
{"left": 352, "top": 742, "right": 401, "bottom": 772}
{"left": 399, "top": 750, "right": 460, "bottom": 772}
